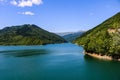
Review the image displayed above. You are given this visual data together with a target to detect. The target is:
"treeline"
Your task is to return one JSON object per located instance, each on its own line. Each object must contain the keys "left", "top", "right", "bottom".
{"left": 74, "top": 12, "right": 120, "bottom": 59}
{"left": 0, "top": 24, "right": 66, "bottom": 45}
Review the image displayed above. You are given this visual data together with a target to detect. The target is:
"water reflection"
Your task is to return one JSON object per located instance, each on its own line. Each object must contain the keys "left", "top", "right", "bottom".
{"left": 84, "top": 54, "right": 96, "bottom": 61}
{"left": 84, "top": 54, "right": 116, "bottom": 62}
{"left": 83, "top": 54, "right": 120, "bottom": 80}
{"left": 0, "top": 49, "right": 50, "bottom": 57}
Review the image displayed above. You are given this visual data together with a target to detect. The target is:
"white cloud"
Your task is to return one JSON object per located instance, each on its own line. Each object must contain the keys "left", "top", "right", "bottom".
{"left": 18, "top": 0, "right": 33, "bottom": 7}
{"left": 18, "top": 11, "right": 35, "bottom": 15}
{"left": 11, "top": 0, "right": 43, "bottom": 7}
{"left": 10, "top": 0, "right": 17, "bottom": 5}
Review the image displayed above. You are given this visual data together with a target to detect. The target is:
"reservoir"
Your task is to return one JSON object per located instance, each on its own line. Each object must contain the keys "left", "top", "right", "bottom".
{"left": 0, "top": 43, "right": 120, "bottom": 80}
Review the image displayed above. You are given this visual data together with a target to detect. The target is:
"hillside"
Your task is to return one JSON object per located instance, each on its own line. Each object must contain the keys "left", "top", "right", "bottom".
{"left": 0, "top": 24, "right": 67, "bottom": 45}
{"left": 74, "top": 12, "right": 120, "bottom": 60}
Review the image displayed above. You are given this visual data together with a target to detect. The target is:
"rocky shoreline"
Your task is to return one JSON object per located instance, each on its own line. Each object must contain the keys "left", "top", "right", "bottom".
{"left": 85, "top": 52, "right": 120, "bottom": 61}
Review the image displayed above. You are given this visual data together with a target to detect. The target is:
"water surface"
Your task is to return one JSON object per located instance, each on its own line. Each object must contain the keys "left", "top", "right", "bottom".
{"left": 0, "top": 43, "right": 120, "bottom": 80}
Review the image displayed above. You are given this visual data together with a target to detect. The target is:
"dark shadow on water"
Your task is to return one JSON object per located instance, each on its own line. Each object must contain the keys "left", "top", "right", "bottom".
{"left": 84, "top": 54, "right": 111, "bottom": 62}
{"left": 84, "top": 54, "right": 96, "bottom": 60}
{"left": 0, "top": 49, "right": 50, "bottom": 57}
{"left": 84, "top": 54, "right": 120, "bottom": 80}
{"left": 84, "top": 54, "right": 120, "bottom": 63}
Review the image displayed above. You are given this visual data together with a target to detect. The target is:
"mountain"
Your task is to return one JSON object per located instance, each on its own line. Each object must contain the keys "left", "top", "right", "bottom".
{"left": 56, "top": 32, "right": 74, "bottom": 36}
{"left": 62, "top": 31, "right": 85, "bottom": 42}
{"left": 0, "top": 24, "right": 67, "bottom": 45}
{"left": 74, "top": 12, "right": 120, "bottom": 60}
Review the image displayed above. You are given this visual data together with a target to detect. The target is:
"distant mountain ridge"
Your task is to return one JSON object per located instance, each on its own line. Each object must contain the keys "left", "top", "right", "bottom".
{"left": 62, "top": 31, "right": 85, "bottom": 42}
{"left": 56, "top": 32, "right": 74, "bottom": 36}
{"left": 74, "top": 12, "right": 120, "bottom": 60}
{"left": 56, "top": 31, "right": 85, "bottom": 42}
{"left": 0, "top": 24, "right": 67, "bottom": 45}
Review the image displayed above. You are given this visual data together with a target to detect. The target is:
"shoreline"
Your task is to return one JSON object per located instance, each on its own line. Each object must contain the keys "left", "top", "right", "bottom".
{"left": 85, "top": 52, "right": 120, "bottom": 61}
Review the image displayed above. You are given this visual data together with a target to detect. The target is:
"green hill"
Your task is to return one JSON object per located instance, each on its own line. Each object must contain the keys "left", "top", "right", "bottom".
{"left": 73, "top": 12, "right": 120, "bottom": 60}
{"left": 0, "top": 24, "right": 67, "bottom": 45}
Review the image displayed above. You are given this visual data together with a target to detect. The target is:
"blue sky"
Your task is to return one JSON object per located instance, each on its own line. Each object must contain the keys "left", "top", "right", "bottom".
{"left": 0, "top": 0, "right": 120, "bottom": 32}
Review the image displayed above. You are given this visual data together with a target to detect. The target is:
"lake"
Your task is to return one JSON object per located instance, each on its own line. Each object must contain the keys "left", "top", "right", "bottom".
{"left": 0, "top": 43, "right": 120, "bottom": 80}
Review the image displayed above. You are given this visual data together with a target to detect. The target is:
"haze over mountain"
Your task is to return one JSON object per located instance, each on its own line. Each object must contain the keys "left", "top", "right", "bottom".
{"left": 0, "top": 24, "right": 66, "bottom": 45}
{"left": 56, "top": 32, "right": 74, "bottom": 36}
{"left": 57, "top": 31, "right": 85, "bottom": 42}
{"left": 74, "top": 12, "right": 120, "bottom": 60}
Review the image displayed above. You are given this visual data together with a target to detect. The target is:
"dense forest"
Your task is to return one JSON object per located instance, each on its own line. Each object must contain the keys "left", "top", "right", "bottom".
{"left": 74, "top": 12, "right": 120, "bottom": 59}
{"left": 0, "top": 24, "right": 66, "bottom": 45}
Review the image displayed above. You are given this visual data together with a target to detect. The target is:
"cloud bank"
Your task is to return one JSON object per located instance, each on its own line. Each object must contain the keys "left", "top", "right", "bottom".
{"left": 10, "top": 0, "right": 43, "bottom": 7}
{"left": 18, "top": 11, "right": 35, "bottom": 15}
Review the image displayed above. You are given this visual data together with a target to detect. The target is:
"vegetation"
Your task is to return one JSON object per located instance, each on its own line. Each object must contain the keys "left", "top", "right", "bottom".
{"left": 0, "top": 24, "right": 67, "bottom": 45}
{"left": 73, "top": 12, "right": 120, "bottom": 59}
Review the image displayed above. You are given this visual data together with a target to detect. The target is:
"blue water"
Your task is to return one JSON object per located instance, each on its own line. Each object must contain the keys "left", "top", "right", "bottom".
{"left": 0, "top": 43, "right": 120, "bottom": 80}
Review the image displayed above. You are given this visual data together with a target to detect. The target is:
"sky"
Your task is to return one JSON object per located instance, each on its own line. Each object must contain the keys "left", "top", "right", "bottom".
{"left": 0, "top": 0, "right": 120, "bottom": 32}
